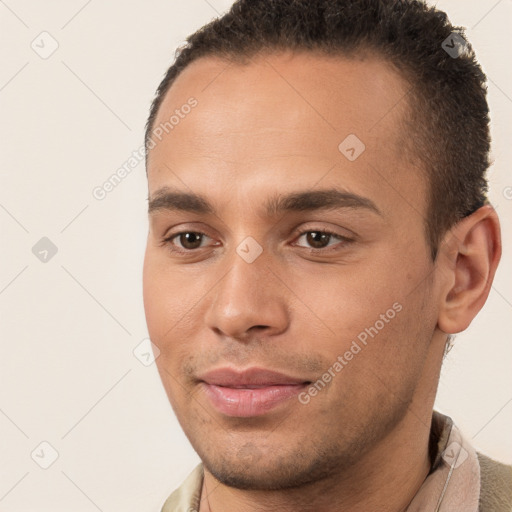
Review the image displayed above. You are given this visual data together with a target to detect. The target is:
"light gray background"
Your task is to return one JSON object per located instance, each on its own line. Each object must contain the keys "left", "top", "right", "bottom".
{"left": 0, "top": 1, "right": 510, "bottom": 510}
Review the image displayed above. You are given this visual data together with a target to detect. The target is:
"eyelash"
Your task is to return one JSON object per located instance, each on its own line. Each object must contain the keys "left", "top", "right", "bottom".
{"left": 161, "top": 228, "right": 353, "bottom": 255}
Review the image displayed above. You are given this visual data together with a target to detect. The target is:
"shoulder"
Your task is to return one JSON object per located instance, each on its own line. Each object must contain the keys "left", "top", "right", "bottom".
{"left": 478, "top": 452, "right": 512, "bottom": 512}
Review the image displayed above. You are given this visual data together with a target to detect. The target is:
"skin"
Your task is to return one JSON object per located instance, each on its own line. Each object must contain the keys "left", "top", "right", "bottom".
{"left": 143, "top": 51, "right": 501, "bottom": 512}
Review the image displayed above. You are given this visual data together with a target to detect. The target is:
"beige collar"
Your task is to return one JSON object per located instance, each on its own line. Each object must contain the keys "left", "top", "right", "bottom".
{"left": 406, "top": 410, "right": 480, "bottom": 511}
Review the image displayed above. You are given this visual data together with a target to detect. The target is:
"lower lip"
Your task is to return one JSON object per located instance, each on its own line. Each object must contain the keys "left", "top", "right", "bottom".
{"left": 201, "top": 382, "right": 307, "bottom": 417}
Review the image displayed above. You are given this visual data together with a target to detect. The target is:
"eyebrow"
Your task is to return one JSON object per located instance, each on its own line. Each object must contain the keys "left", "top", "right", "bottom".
{"left": 147, "top": 187, "right": 381, "bottom": 217}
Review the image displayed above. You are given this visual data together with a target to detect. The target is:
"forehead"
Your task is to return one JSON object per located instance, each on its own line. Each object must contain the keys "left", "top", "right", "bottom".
{"left": 150, "top": 51, "right": 410, "bottom": 152}
{"left": 147, "top": 51, "right": 426, "bottom": 220}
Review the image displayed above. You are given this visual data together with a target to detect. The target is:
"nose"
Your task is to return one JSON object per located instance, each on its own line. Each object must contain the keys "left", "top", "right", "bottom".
{"left": 204, "top": 250, "right": 290, "bottom": 341}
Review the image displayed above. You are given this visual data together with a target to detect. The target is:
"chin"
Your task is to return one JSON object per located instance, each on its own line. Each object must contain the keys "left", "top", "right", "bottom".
{"left": 199, "top": 441, "right": 353, "bottom": 491}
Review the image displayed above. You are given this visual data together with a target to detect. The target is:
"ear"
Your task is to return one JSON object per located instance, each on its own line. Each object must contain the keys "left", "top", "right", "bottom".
{"left": 437, "top": 205, "right": 502, "bottom": 334}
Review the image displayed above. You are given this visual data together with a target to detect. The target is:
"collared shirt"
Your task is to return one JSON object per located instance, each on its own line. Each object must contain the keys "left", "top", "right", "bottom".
{"left": 161, "top": 411, "right": 507, "bottom": 512}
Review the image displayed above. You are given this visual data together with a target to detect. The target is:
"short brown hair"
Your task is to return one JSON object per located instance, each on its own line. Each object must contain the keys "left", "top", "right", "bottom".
{"left": 145, "top": 0, "right": 491, "bottom": 260}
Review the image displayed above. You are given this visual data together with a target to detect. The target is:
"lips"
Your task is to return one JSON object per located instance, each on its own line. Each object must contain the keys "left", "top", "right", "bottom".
{"left": 199, "top": 367, "right": 308, "bottom": 387}
{"left": 198, "top": 367, "right": 310, "bottom": 417}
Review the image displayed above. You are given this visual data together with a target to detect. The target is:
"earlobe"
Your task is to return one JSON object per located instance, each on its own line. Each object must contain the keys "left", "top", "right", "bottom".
{"left": 437, "top": 205, "right": 501, "bottom": 334}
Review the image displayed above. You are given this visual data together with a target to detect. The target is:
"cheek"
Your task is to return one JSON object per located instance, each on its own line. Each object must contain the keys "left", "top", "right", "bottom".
{"left": 289, "top": 263, "right": 402, "bottom": 340}
{"left": 142, "top": 254, "right": 166, "bottom": 339}
{"left": 143, "top": 249, "right": 186, "bottom": 327}
{"left": 142, "top": 250, "right": 209, "bottom": 370}
{"left": 290, "top": 255, "right": 433, "bottom": 374}
{"left": 143, "top": 250, "right": 183, "bottom": 349}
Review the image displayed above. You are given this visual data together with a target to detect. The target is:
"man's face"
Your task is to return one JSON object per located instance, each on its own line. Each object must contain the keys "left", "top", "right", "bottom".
{"left": 143, "top": 52, "right": 443, "bottom": 489}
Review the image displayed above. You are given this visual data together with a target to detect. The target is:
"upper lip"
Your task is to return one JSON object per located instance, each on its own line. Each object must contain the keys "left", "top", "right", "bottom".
{"left": 198, "top": 367, "right": 309, "bottom": 387}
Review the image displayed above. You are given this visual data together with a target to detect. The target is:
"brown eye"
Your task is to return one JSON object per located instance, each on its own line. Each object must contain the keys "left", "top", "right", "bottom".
{"left": 176, "top": 232, "right": 204, "bottom": 250}
{"left": 293, "top": 228, "right": 353, "bottom": 253}
{"left": 162, "top": 231, "right": 212, "bottom": 253}
{"left": 305, "top": 231, "right": 332, "bottom": 249}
